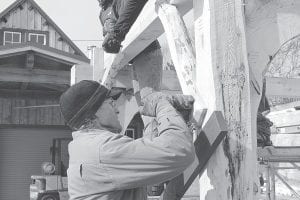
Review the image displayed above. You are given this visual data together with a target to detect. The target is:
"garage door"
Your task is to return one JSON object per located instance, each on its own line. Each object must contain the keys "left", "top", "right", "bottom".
{"left": 0, "top": 126, "right": 72, "bottom": 200}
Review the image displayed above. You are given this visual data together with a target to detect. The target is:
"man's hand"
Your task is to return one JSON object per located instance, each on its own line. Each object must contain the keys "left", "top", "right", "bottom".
{"left": 102, "top": 32, "right": 122, "bottom": 53}
{"left": 139, "top": 92, "right": 166, "bottom": 117}
{"left": 139, "top": 88, "right": 194, "bottom": 117}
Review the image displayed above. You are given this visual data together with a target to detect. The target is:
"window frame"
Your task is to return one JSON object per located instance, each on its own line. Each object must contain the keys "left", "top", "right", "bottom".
{"left": 3, "top": 31, "right": 22, "bottom": 45}
{"left": 125, "top": 128, "right": 136, "bottom": 139}
{"left": 0, "top": 28, "right": 49, "bottom": 46}
{"left": 28, "top": 32, "right": 47, "bottom": 45}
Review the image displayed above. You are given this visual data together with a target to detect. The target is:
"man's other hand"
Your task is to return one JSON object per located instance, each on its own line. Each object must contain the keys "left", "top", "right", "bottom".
{"left": 139, "top": 88, "right": 194, "bottom": 117}
{"left": 102, "top": 32, "right": 122, "bottom": 53}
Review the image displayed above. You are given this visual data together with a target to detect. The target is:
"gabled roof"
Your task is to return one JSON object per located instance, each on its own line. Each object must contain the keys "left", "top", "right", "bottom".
{"left": 0, "top": 0, "right": 88, "bottom": 60}
{"left": 0, "top": 42, "right": 90, "bottom": 64}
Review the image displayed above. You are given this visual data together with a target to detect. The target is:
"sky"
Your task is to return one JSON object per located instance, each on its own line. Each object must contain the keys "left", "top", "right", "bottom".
{"left": 0, "top": 0, "right": 103, "bottom": 56}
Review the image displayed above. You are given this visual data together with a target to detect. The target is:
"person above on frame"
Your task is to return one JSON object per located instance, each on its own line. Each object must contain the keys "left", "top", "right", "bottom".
{"left": 98, "top": 0, "right": 159, "bottom": 54}
{"left": 59, "top": 80, "right": 195, "bottom": 200}
{"left": 98, "top": 0, "right": 163, "bottom": 97}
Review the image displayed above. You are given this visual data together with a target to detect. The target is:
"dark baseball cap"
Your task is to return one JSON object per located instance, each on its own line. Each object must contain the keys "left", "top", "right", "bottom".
{"left": 59, "top": 80, "right": 122, "bottom": 129}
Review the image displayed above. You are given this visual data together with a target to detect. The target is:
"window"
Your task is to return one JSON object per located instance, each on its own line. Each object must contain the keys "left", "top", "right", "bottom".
{"left": 125, "top": 128, "right": 136, "bottom": 139}
{"left": 4, "top": 31, "right": 21, "bottom": 45}
{"left": 28, "top": 33, "right": 46, "bottom": 45}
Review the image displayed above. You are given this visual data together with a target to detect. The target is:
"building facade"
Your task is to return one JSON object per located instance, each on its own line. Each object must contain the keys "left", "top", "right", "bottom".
{"left": 0, "top": 0, "right": 90, "bottom": 199}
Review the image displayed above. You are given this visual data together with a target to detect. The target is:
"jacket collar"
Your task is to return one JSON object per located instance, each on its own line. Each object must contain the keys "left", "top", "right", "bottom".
{"left": 72, "top": 129, "right": 107, "bottom": 139}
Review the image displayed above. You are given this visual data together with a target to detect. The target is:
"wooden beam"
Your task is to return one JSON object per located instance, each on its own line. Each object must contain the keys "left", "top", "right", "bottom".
{"left": 161, "top": 111, "right": 227, "bottom": 200}
{"left": 161, "top": 70, "right": 182, "bottom": 91}
{"left": 0, "top": 89, "right": 62, "bottom": 99}
{"left": 38, "top": 83, "right": 69, "bottom": 92}
{"left": 156, "top": 0, "right": 207, "bottom": 126}
{"left": 267, "top": 110, "right": 300, "bottom": 127}
{"left": 35, "top": 53, "right": 75, "bottom": 67}
{"left": 271, "top": 101, "right": 300, "bottom": 112}
{"left": 26, "top": 51, "right": 35, "bottom": 69}
{"left": 101, "top": 0, "right": 192, "bottom": 88}
{"left": 276, "top": 125, "right": 300, "bottom": 134}
{"left": 141, "top": 0, "right": 231, "bottom": 198}
{"left": 258, "top": 146, "right": 300, "bottom": 162}
{"left": 271, "top": 133, "right": 300, "bottom": 147}
{"left": 266, "top": 77, "right": 300, "bottom": 97}
{"left": 194, "top": 0, "right": 259, "bottom": 199}
{"left": 112, "top": 69, "right": 182, "bottom": 91}
{"left": 0, "top": 67, "right": 70, "bottom": 85}
{"left": 0, "top": 52, "right": 25, "bottom": 59}
{"left": 21, "top": 51, "right": 35, "bottom": 90}
{"left": 0, "top": 44, "right": 89, "bottom": 64}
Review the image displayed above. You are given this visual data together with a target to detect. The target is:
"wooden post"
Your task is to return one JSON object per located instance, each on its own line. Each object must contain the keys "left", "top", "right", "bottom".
{"left": 194, "top": 0, "right": 259, "bottom": 199}
{"left": 156, "top": 1, "right": 228, "bottom": 199}
{"left": 155, "top": 0, "right": 207, "bottom": 127}
{"left": 270, "top": 165, "right": 276, "bottom": 200}
{"left": 266, "top": 165, "right": 271, "bottom": 200}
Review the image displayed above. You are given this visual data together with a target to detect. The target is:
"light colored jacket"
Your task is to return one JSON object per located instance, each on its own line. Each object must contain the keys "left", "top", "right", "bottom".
{"left": 67, "top": 101, "right": 195, "bottom": 200}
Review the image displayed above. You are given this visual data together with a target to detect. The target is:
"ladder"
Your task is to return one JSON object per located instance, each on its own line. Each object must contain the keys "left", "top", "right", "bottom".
{"left": 101, "top": 0, "right": 227, "bottom": 199}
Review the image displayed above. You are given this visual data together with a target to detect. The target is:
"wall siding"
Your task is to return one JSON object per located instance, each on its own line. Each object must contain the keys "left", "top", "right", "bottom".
{"left": 0, "top": 1, "right": 76, "bottom": 54}
{"left": 0, "top": 92, "right": 65, "bottom": 126}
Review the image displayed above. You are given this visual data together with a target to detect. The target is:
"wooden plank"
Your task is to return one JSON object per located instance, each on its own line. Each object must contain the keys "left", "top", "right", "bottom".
{"left": 28, "top": 98, "right": 36, "bottom": 125}
{"left": 63, "top": 42, "right": 70, "bottom": 52}
{"left": 101, "top": 0, "right": 192, "bottom": 88}
{"left": 12, "top": 7, "right": 21, "bottom": 28}
{"left": 19, "top": 98, "right": 27, "bottom": 124}
{"left": 38, "top": 83, "right": 69, "bottom": 92}
{"left": 112, "top": 69, "right": 182, "bottom": 91}
{"left": 12, "top": 98, "right": 19, "bottom": 124}
{"left": 258, "top": 146, "right": 300, "bottom": 162}
{"left": 20, "top": 2, "right": 28, "bottom": 29}
{"left": 26, "top": 51, "right": 34, "bottom": 68}
{"left": 161, "top": 111, "right": 227, "bottom": 200}
{"left": 267, "top": 110, "right": 300, "bottom": 127}
{"left": 271, "top": 100, "right": 300, "bottom": 112}
{"left": 44, "top": 99, "right": 52, "bottom": 124}
{"left": 41, "top": 16, "right": 49, "bottom": 31}
{"left": 7, "top": 13, "right": 13, "bottom": 28}
{"left": 28, "top": 5, "right": 34, "bottom": 30}
{"left": 69, "top": 46, "right": 75, "bottom": 54}
{"left": 21, "top": 52, "right": 35, "bottom": 90}
{"left": 276, "top": 126, "right": 300, "bottom": 134}
{"left": 0, "top": 67, "right": 70, "bottom": 85}
{"left": 0, "top": 98, "right": 3, "bottom": 124}
{"left": 161, "top": 70, "right": 182, "bottom": 91}
{"left": 0, "top": 44, "right": 89, "bottom": 64}
{"left": 194, "top": 0, "right": 259, "bottom": 199}
{"left": 155, "top": 1, "right": 226, "bottom": 198}
{"left": 0, "top": 21, "right": 6, "bottom": 28}
{"left": 62, "top": 42, "right": 66, "bottom": 52}
{"left": 48, "top": 26, "right": 56, "bottom": 48}
{"left": 12, "top": 9, "right": 18, "bottom": 28}
{"left": 64, "top": 42, "right": 71, "bottom": 53}
{"left": 271, "top": 133, "right": 300, "bottom": 147}
{"left": 2, "top": 97, "right": 12, "bottom": 124}
{"left": 55, "top": 32, "right": 63, "bottom": 50}
{"left": 156, "top": 1, "right": 207, "bottom": 126}
{"left": 34, "top": 9, "right": 42, "bottom": 30}
{"left": 266, "top": 77, "right": 300, "bottom": 97}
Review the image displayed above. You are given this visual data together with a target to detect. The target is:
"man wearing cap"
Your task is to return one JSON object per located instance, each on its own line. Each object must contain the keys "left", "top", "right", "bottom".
{"left": 59, "top": 80, "right": 195, "bottom": 200}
